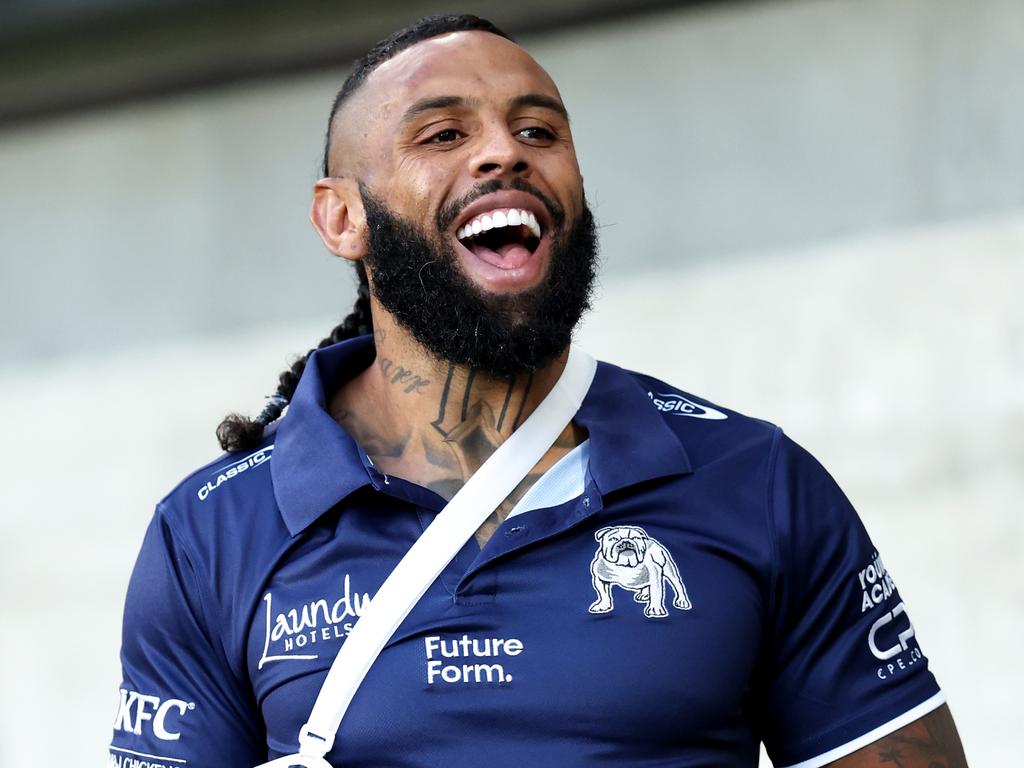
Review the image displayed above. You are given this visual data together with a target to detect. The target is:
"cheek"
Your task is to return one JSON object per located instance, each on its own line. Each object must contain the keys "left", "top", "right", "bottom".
{"left": 537, "top": 146, "right": 585, "bottom": 214}
{"left": 386, "top": 156, "right": 458, "bottom": 219}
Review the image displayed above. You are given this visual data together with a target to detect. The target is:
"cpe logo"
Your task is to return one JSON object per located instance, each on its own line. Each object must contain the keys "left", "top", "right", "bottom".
{"left": 113, "top": 688, "right": 194, "bottom": 741}
{"left": 868, "top": 601, "right": 916, "bottom": 661}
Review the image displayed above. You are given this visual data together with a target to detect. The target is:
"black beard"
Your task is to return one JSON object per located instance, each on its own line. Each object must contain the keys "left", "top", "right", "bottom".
{"left": 360, "top": 180, "right": 599, "bottom": 378}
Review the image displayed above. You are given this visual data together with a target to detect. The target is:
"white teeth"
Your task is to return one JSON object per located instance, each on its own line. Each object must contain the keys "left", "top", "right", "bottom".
{"left": 526, "top": 212, "right": 541, "bottom": 240}
{"left": 458, "top": 208, "right": 543, "bottom": 241}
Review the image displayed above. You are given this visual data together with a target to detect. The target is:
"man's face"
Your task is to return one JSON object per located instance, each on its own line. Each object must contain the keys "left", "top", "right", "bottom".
{"left": 330, "top": 31, "right": 598, "bottom": 375}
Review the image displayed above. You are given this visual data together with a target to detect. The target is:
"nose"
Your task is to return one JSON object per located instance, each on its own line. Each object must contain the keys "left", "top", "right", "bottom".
{"left": 469, "top": 120, "right": 530, "bottom": 179}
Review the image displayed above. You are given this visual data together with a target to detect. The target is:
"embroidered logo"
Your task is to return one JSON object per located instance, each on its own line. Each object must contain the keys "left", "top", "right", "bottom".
{"left": 112, "top": 688, "right": 194, "bottom": 741}
{"left": 648, "top": 391, "right": 727, "bottom": 420}
{"left": 588, "top": 526, "right": 692, "bottom": 618}
{"left": 197, "top": 445, "right": 273, "bottom": 501}
{"left": 257, "top": 574, "right": 373, "bottom": 669}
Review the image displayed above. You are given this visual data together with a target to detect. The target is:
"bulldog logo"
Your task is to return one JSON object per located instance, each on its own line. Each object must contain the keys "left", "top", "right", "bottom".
{"left": 588, "top": 526, "right": 692, "bottom": 618}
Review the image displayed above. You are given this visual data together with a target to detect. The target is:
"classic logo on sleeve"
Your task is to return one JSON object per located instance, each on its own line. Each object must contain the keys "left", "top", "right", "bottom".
{"left": 588, "top": 526, "right": 692, "bottom": 618}
{"left": 196, "top": 445, "right": 273, "bottom": 501}
{"left": 648, "top": 391, "right": 727, "bottom": 420}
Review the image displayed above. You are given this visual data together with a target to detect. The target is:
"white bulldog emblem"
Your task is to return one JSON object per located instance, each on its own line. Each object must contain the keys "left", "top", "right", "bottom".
{"left": 588, "top": 525, "right": 692, "bottom": 618}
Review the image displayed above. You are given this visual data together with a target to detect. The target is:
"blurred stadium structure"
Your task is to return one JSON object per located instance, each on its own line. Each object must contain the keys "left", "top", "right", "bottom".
{"left": 0, "top": 0, "right": 1020, "bottom": 764}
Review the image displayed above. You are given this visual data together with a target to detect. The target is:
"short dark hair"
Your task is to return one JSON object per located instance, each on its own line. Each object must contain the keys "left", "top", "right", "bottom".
{"left": 321, "top": 14, "right": 513, "bottom": 177}
{"left": 217, "top": 14, "right": 512, "bottom": 453}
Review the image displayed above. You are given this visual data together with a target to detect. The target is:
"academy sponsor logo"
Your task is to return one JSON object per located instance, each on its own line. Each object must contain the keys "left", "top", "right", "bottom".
{"left": 853, "top": 554, "right": 924, "bottom": 679}
{"left": 648, "top": 392, "right": 727, "bottom": 420}
{"left": 858, "top": 551, "right": 897, "bottom": 612}
{"left": 424, "top": 634, "right": 523, "bottom": 685}
{"left": 196, "top": 445, "right": 273, "bottom": 501}
{"left": 113, "top": 689, "right": 194, "bottom": 741}
{"left": 258, "top": 574, "right": 373, "bottom": 669}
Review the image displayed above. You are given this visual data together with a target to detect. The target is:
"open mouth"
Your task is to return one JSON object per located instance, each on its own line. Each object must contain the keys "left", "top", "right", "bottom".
{"left": 455, "top": 208, "right": 543, "bottom": 270}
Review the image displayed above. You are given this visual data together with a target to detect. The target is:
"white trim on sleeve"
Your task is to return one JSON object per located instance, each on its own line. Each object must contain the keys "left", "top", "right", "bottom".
{"left": 778, "top": 690, "right": 946, "bottom": 768}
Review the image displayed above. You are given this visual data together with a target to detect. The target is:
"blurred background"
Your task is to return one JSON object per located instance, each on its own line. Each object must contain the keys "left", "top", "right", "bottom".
{"left": 1, "top": 0, "right": 1020, "bottom": 764}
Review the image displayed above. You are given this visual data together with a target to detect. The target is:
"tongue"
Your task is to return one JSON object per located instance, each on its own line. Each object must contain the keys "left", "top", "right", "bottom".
{"left": 469, "top": 241, "right": 532, "bottom": 269}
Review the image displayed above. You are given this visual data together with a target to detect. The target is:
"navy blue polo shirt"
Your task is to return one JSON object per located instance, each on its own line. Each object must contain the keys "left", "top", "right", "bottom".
{"left": 110, "top": 335, "right": 942, "bottom": 768}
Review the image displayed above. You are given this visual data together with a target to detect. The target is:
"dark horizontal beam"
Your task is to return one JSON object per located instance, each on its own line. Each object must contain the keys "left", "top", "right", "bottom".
{"left": 0, "top": 0, "right": 747, "bottom": 131}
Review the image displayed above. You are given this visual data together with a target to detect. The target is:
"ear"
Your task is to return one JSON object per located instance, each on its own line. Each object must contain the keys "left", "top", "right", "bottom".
{"left": 594, "top": 526, "right": 614, "bottom": 542}
{"left": 310, "top": 177, "right": 367, "bottom": 262}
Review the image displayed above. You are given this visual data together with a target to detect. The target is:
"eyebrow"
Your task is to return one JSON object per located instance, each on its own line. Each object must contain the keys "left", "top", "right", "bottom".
{"left": 400, "top": 93, "right": 570, "bottom": 125}
{"left": 401, "top": 95, "right": 473, "bottom": 124}
{"left": 509, "top": 93, "right": 569, "bottom": 121}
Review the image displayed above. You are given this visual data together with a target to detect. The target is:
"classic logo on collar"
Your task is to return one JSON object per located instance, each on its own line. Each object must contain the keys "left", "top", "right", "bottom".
{"left": 197, "top": 445, "right": 273, "bottom": 501}
{"left": 648, "top": 392, "right": 727, "bottom": 420}
{"left": 588, "top": 526, "right": 692, "bottom": 618}
{"left": 258, "top": 574, "right": 373, "bottom": 669}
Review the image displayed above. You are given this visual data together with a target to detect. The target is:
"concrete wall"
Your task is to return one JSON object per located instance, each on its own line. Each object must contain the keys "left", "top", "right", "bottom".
{"left": 3, "top": 0, "right": 1024, "bottom": 363}
{"left": 0, "top": 0, "right": 1020, "bottom": 764}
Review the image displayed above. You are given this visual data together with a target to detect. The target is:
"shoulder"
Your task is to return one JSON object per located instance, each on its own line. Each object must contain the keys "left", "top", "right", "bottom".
{"left": 612, "top": 364, "right": 783, "bottom": 465}
{"left": 153, "top": 429, "right": 287, "bottom": 565}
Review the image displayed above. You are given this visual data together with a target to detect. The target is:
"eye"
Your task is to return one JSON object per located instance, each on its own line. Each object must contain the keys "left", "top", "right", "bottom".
{"left": 426, "top": 128, "right": 463, "bottom": 144}
{"left": 516, "top": 126, "right": 556, "bottom": 143}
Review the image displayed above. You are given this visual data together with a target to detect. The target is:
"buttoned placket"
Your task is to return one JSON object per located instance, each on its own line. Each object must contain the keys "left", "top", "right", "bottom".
{"left": 360, "top": 454, "right": 604, "bottom": 601}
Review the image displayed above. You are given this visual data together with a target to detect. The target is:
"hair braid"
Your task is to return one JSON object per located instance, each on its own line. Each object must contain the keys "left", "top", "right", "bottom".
{"left": 216, "top": 264, "right": 373, "bottom": 452}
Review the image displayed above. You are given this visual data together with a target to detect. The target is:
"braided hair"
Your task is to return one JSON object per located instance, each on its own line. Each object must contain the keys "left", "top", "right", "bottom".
{"left": 216, "top": 264, "right": 372, "bottom": 451}
{"left": 216, "top": 15, "right": 511, "bottom": 452}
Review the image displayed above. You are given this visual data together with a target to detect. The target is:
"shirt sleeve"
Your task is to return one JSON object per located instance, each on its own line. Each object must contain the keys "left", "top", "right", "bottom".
{"left": 109, "top": 506, "right": 265, "bottom": 768}
{"left": 756, "top": 431, "right": 943, "bottom": 768}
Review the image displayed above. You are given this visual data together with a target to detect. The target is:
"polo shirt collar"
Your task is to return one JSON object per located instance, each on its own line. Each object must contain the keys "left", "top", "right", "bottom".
{"left": 272, "top": 335, "right": 692, "bottom": 536}
{"left": 574, "top": 359, "right": 693, "bottom": 496}
{"left": 271, "top": 335, "right": 377, "bottom": 536}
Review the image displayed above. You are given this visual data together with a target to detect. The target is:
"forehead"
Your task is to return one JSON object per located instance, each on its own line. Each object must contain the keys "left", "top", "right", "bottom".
{"left": 363, "top": 31, "right": 562, "bottom": 118}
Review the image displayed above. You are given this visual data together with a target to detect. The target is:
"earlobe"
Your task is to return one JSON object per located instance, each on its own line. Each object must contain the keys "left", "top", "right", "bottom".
{"left": 310, "top": 177, "right": 367, "bottom": 262}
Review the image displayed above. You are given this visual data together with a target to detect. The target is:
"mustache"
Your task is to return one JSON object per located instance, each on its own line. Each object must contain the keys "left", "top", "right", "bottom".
{"left": 436, "top": 178, "right": 566, "bottom": 234}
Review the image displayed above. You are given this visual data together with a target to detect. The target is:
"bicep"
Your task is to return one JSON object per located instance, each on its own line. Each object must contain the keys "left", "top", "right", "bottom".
{"left": 826, "top": 704, "right": 967, "bottom": 767}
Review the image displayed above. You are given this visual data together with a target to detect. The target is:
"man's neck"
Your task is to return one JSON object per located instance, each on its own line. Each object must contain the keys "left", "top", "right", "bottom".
{"left": 327, "top": 314, "right": 584, "bottom": 547}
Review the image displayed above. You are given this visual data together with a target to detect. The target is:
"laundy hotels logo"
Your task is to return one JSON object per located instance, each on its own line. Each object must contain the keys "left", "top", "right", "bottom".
{"left": 258, "top": 575, "right": 373, "bottom": 669}
{"left": 648, "top": 391, "right": 727, "bottom": 420}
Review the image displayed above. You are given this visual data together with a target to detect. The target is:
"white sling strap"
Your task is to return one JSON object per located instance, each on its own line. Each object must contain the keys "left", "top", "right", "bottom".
{"left": 257, "top": 346, "right": 597, "bottom": 768}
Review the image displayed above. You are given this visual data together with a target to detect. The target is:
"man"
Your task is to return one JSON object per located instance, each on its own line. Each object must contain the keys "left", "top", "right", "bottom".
{"left": 109, "top": 14, "right": 967, "bottom": 768}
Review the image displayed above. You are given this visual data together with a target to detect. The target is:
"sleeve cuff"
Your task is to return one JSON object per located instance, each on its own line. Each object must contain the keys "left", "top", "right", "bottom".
{"left": 776, "top": 690, "right": 946, "bottom": 768}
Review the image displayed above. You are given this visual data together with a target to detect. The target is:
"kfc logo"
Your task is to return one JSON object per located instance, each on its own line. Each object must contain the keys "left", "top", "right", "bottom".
{"left": 113, "top": 688, "right": 194, "bottom": 741}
